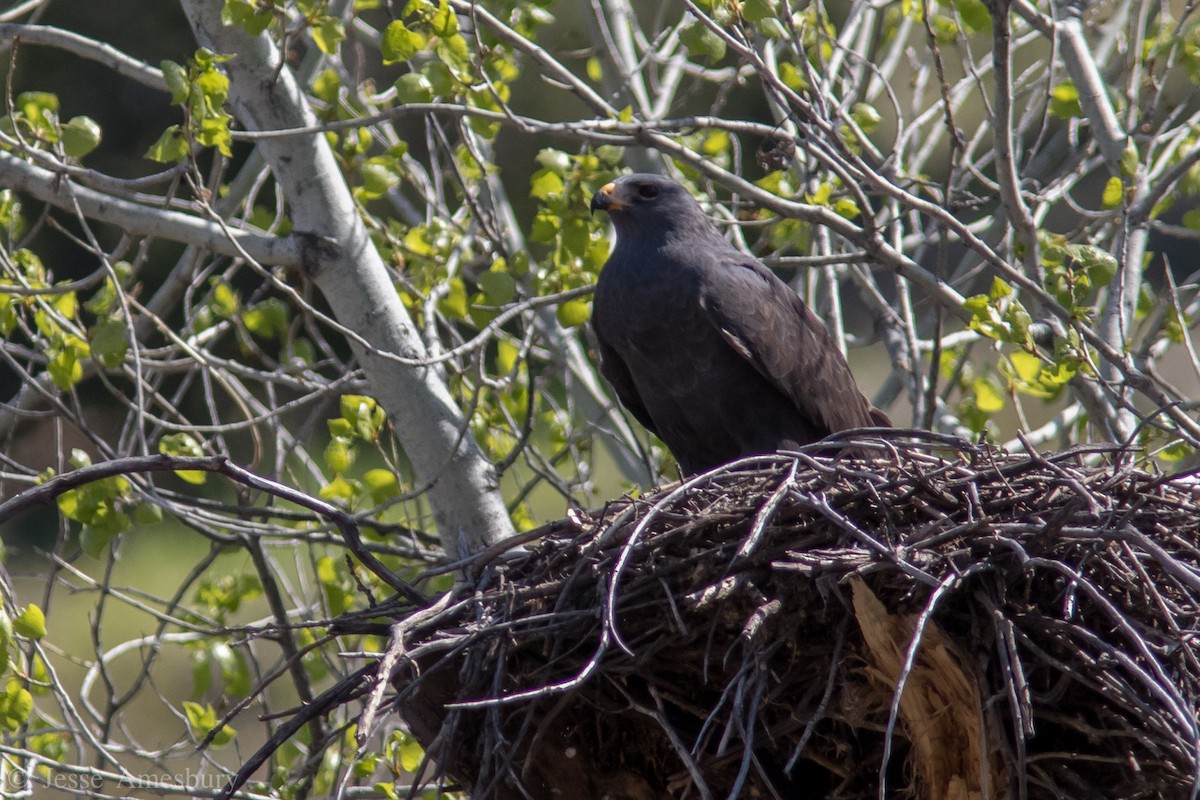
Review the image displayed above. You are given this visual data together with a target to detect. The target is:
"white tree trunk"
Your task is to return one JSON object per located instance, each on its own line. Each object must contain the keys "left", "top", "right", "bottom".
{"left": 180, "top": 0, "right": 513, "bottom": 557}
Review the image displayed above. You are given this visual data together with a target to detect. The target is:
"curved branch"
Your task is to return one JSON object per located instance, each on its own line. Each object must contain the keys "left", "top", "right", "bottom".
{"left": 0, "top": 148, "right": 302, "bottom": 266}
{"left": 0, "top": 23, "right": 167, "bottom": 91}
{"left": 0, "top": 453, "right": 427, "bottom": 604}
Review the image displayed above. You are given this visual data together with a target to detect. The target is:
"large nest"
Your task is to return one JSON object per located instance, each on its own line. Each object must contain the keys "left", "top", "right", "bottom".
{"left": 387, "top": 434, "right": 1200, "bottom": 799}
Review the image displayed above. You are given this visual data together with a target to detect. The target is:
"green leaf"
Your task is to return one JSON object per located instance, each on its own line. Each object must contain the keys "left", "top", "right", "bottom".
{"left": 972, "top": 376, "right": 1005, "bottom": 413}
{"left": 242, "top": 298, "right": 289, "bottom": 340}
{"left": 210, "top": 279, "right": 239, "bottom": 318}
{"left": 0, "top": 292, "right": 16, "bottom": 338}
{"left": 496, "top": 339, "right": 520, "bottom": 375}
{"left": 223, "top": 0, "right": 273, "bottom": 35}
{"left": 363, "top": 469, "right": 400, "bottom": 504}
{"left": 778, "top": 62, "right": 808, "bottom": 92}
{"left": 48, "top": 334, "right": 89, "bottom": 390}
{"left": 0, "top": 609, "right": 11, "bottom": 673}
{"left": 69, "top": 448, "right": 92, "bottom": 470}
{"left": 989, "top": 276, "right": 1013, "bottom": 300}
{"left": 954, "top": 0, "right": 992, "bottom": 33}
{"left": 133, "top": 502, "right": 164, "bottom": 524}
{"left": 478, "top": 270, "right": 516, "bottom": 304}
{"left": 192, "top": 650, "right": 213, "bottom": 697}
{"left": 382, "top": 20, "right": 427, "bottom": 63}
{"left": 931, "top": 15, "right": 959, "bottom": 42}
{"left": 438, "top": 277, "right": 469, "bottom": 319}
{"left": 145, "top": 125, "right": 189, "bottom": 163}
{"left": 60, "top": 116, "right": 101, "bottom": 157}
{"left": 1066, "top": 244, "right": 1117, "bottom": 286}
{"left": 196, "top": 114, "right": 233, "bottom": 157}
{"left": 741, "top": 0, "right": 780, "bottom": 22}
{"left": 162, "top": 60, "right": 190, "bottom": 104}
{"left": 702, "top": 129, "right": 730, "bottom": 156}
{"left": 317, "top": 556, "right": 354, "bottom": 614}
{"left": 91, "top": 318, "right": 129, "bottom": 368}
{"left": 311, "top": 69, "right": 340, "bottom": 103}
{"left": 319, "top": 475, "right": 358, "bottom": 503}
{"left": 360, "top": 160, "right": 399, "bottom": 200}
{"left": 193, "top": 61, "right": 230, "bottom": 105}
{"left": 680, "top": 21, "right": 726, "bottom": 61}
{"left": 311, "top": 17, "right": 345, "bottom": 55}
{"left": 560, "top": 217, "right": 590, "bottom": 257}
{"left": 1049, "top": 82, "right": 1081, "bottom": 119}
{"left": 325, "top": 438, "right": 355, "bottom": 475}
{"left": 806, "top": 182, "right": 832, "bottom": 206}
{"left": 850, "top": 103, "right": 882, "bottom": 133}
{"left": 431, "top": 0, "right": 459, "bottom": 36}
{"left": 158, "top": 433, "right": 207, "bottom": 484}
{"left": 340, "top": 394, "right": 386, "bottom": 440}
{"left": 1010, "top": 351, "right": 1042, "bottom": 383}
{"left": 327, "top": 418, "right": 354, "bottom": 439}
{"left": 13, "top": 605, "right": 45, "bottom": 639}
{"left": 1120, "top": 141, "right": 1139, "bottom": 179}
{"left": 530, "top": 212, "right": 559, "bottom": 243}
{"left": 395, "top": 72, "right": 434, "bottom": 103}
{"left": 197, "top": 575, "right": 262, "bottom": 618}
{"left": 0, "top": 680, "right": 32, "bottom": 730}
{"left": 354, "top": 753, "right": 379, "bottom": 779}
{"left": 396, "top": 731, "right": 425, "bottom": 771}
{"left": 1101, "top": 175, "right": 1124, "bottom": 209}
{"left": 91, "top": 504, "right": 131, "bottom": 538}
{"left": 556, "top": 298, "right": 591, "bottom": 328}
{"left": 212, "top": 643, "right": 252, "bottom": 697}
{"left": 17, "top": 91, "right": 58, "bottom": 136}
{"left": 183, "top": 700, "right": 236, "bottom": 747}
{"left": 1159, "top": 440, "right": 1194, "bottom": 462}
{"left": 833, "top": 198, "right": 860, "bottom": 219}
{"left": 535, "top": 148, "right": 570, "bottom": 175}
{"left": 80, "top": 524, "right": 113, "bottom": 558}
{"left": 423, "top": 61, "right": 456, "bottom": 95}
{"left": 529, "top": 169, "right": 565, "bottom": 200}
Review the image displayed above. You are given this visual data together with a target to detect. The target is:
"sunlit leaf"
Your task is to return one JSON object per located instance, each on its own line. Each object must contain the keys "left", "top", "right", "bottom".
{"left": 1101, "top": 176, "right": 1124, "bottom": 209}
{"left": 60, "top": 116, "right": 101, "bottom": 158}
{"left": 311, "top": 17, "right": 345, "bottom": 55}
{"left": 383, "top": 20, "right": 427, "bottom": 63}
{"left": 145, "top": 125, "right": 189, "bottom": 163}
{"left": 680, "top": 21, "right": 725, "bottom": 61}
{"left": 13, "top": 605, "right": 45, "bottom": 639}
{"left": 972, "top": 376, "right": 1005, "bottom": 413}
{"left": 556, "top": 298, "right": 591, "bottom": 328}
{"left": 158, "top": 433, "right": 207, "bottom": 484}
{"left": 91, "top": 318, "right": 129, "bottom": 368}
{"left": 395, "top": 72, "right": 434, "bottom": 103}
{"left": 1049, "top": 82, "right": 1081, "bottom": 119}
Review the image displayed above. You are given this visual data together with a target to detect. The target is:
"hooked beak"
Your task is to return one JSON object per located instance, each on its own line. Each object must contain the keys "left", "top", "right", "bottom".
{"left": 590, "top": 182, "right": 627, "bottom": 214}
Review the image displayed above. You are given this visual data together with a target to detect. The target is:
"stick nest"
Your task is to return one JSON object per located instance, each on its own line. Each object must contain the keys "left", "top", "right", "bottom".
{"left": 391, "top": 435, "right": 1200, "bottom": 799}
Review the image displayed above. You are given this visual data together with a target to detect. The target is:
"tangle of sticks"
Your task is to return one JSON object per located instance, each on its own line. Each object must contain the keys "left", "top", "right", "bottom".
{"left": 349, "top": 433, "right": 1200, "bottom": 799}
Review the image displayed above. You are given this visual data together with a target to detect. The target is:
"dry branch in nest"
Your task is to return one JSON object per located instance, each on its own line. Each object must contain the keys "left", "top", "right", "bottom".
{"left": 371, "top": 434, "right": 1200, "bottom": 799}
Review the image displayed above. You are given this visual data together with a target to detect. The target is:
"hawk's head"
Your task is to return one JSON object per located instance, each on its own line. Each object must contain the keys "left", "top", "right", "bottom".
{"left": 590, "top": 174, "right": 709, "bottom": 243}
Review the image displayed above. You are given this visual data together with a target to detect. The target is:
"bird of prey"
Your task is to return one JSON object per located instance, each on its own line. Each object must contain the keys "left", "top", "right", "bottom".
{"left": 590, "top": 173, "right": 889, "bottom": 475}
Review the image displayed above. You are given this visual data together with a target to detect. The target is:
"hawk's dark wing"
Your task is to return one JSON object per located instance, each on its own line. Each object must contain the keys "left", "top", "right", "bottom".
{"left": 699, "top": 258, "right": 885, "bottom": 433}
{"left": 592, "top": 317, "right": 661, "bottom": 437}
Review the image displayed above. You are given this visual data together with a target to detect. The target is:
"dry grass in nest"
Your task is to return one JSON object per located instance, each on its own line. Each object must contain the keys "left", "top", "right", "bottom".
{"left": 361, "top": 433, "right": 1200, "bottom": 799}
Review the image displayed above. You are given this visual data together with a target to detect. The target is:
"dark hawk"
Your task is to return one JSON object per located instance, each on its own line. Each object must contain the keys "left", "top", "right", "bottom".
{"left": 590, "top": 174, "right": 889, "bottom": 476}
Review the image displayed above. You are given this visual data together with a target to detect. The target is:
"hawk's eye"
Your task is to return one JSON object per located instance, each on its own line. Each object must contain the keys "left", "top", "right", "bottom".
{"left": 636, "top": 184, "right": 660, "bottom": 200}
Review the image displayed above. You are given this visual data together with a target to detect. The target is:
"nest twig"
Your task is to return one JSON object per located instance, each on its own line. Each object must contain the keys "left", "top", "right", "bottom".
{"left": 363, "top": 435, "right": 1200, "bottom": 798}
